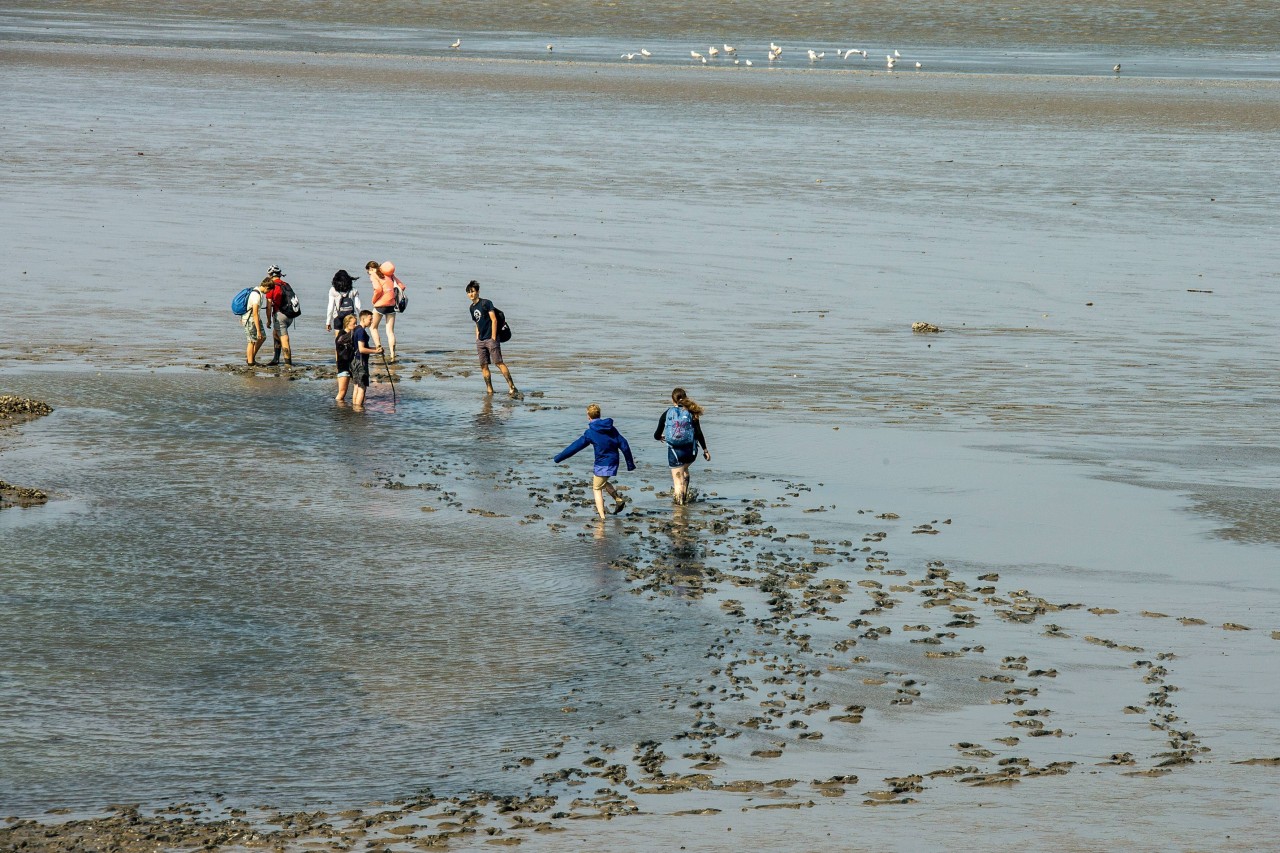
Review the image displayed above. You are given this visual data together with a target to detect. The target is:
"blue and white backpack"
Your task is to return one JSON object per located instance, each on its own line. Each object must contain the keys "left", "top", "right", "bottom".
{"left": 664, "top": 405, "right": 696, "bottom": 447}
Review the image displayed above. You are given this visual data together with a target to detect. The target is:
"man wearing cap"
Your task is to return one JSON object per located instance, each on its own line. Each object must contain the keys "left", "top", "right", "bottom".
{"left": 262, "top": 265, "right": 294, "bottom": 366}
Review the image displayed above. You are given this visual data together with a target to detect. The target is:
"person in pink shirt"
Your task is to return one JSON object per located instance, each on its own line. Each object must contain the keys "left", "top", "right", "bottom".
{"left": 366, "top": 260, "right": 404, "bottom": 361}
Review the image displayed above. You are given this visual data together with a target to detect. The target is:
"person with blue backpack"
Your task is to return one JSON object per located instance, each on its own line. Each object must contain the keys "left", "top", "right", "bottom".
{"left": 232, "top": 279, "right": 271, "bottom": 365}
{"left": 554, "top": 403, "right": 636, "bottom": 519}
{"left": 325, "top": 269, "right": 363, "bottom": 338}
{"left": 654, "top": 388, "right": 710, "bottom": 505}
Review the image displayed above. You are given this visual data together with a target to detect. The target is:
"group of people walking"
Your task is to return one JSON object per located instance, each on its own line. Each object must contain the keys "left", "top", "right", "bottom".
{"left": 236, "top": 263, "right": 711, "bottom": 514}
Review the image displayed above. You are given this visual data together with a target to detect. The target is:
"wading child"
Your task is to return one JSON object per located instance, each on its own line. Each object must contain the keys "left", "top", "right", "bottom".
{"left": 351, "top": 310, "right": 382, "bottom": 410}
{"left": 554, "top": 403, "right": 636, "bottom": 518}
{"left": 334, "top": 314, "right": 358, "bottom": 404}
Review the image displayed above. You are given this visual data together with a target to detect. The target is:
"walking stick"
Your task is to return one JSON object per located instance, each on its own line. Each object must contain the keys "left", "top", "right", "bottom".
{"left": 379, "top": 349, "right": 397, "bottom": 405}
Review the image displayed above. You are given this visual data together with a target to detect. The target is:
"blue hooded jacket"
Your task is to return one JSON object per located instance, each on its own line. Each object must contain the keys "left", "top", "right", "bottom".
{"left": 554, "top": 418, "right": 636, "bottom": 477}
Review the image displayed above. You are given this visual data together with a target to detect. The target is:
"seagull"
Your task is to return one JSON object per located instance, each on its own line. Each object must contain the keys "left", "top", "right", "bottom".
{"left": 861, "top": 50, "right": 868, "bottom": 58}
{"left": 768, "top": 49, "right": 780, "bottom": 61}
{"left": 770, "top": 42, "right": 781, "bottom": 53}
{"left": 640, "top": 48, "right": 651, "bottom": 57}
{"left": 450, "top": 38, "right": 461, "bottom": 49}
{"left": 915, "top": 61, "right": 922, "bottom": 68}
{"left": 724, "top": 44, "right": 736, "bottom": 54}
{"left": 691, "top": 50, "right": 704, "bottom": 60}
{"left": 843, "top": 49, "right": 856, "bottom": 59}
{"left": 893, "top": 49, "right": 901, "bottom": 57}
{"left": 808, "top": 49, "right": 818, "bottom": 61}
{"left": 622, "top": 53, "right": 637, "bottom": 60}
{"left": 546, "top": 44, "right": 554, "bottom": 51}
{"left": 887, "top": 56, "right": 897, "bottom": 69}
{"left": 744, "top": 58, "right": 753, "bottom": 66}
{"left": 708, "top": 46, "right": 719, "bottom": 57}
{"left": 1113, "top": 63, "right": 1122, "bottom": 73}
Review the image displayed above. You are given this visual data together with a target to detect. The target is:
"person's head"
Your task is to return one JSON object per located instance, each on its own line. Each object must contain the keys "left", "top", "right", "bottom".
{"left": 586, "top": 403, "right": 602, "bottom": 420}
{"left": 466, "top": 280, "right": 481, "bottom": 302}
{"left": 358, "top": 309, "right": 374, "bottom": 327}
{"left": 379, "top": 261, "right": 396, "bottom": 277}
{"left": 332, "top": 269, "right": 356, "bottom": 293}
{"left": 257, "top": 278, "right": 272, "bottom": 291}
{"left": 671, "top": 387, "right": 703, "bottom": 418}
{"left": 266, "top": 264, "right": 283, "bottom": 279}
{"left": 365, "top": 260, "right": 380, "bottom": 274}
{"left": 342, "top": 314, "right": 358, "bottom": 332}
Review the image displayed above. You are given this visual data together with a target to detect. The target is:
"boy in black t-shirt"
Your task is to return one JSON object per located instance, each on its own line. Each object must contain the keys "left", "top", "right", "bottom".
{"left": 351, "top": 310, "right": 382, "bottom": 410}
{"left": 466, "top": 280, "right": 520, "bottom": 398}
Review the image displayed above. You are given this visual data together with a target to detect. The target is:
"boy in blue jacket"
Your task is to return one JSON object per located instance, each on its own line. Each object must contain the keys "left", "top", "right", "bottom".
{"left": 554, "top": 403, "right": 636, "bottom": 518}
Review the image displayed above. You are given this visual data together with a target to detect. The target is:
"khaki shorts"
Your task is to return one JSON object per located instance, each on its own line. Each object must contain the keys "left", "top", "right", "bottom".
{"left": 592, "top": 475, "right": 611, "bottom": 490}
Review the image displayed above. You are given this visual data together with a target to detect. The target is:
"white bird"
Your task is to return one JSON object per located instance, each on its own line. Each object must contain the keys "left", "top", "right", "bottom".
{"left": 640, "top": 48, "right": 651, "bottom": 57}
{"left": 886, "top": 55, "right": 897, "bottom": 68}
{"left": 733, "top": 59, "right": 740, "bottom": 65}
{"left": 450, "top": 38, "right": 461, "bottom": 49}
{"left": 768, "top": 50, "right": 779, "bottom": 61}
{"left": 1113, "top": 63, "right": 1122, "bottom": 72}
{"left": 708, "top": 46, "right": 719, "bottom": 57}
{"left": 861, "top": 50, "right": 868, "bottom": 58}
{"left": 622, "top": 53, "right": 637, "bottom": 60}
{"left": 691, "top": 50, "right": 704, "bottom": 60}
{"left": 817, "top": 51, "right": 825, "bottom": 59}
{"left": 744, "top": 58, "right": 753, "bottom": 66}
{"left": 724, "top": 44, "right": 736, "bottom": 54}
{"left": 808, "top": 49, "right": 818, "bottom": 61}
{"left": 843, "top": 49, "right": 856, "bottom": 59}
{"left": 546, "top": 44, "right": 553, "bottom": 51}
{"left": 893, "top": 49, "right": 901, "bottom": 57}
{"left": 770, "top": 42, "right": 781, "bottom": 53}
{"left": 915, "top": 61, "right": 922, "bottom": 68}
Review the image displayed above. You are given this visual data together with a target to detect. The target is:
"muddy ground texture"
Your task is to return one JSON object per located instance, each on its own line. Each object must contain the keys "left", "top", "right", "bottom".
{"left": 3, "top": 374, "right": 1278, "bottom": 851}
{"left": 0, "top": 395, "right": 52, "bottom": 510}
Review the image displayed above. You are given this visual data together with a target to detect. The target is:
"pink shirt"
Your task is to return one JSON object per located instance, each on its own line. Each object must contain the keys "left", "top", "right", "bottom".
{"left": 371, "top": 272, "right": 403, "bottom": 308}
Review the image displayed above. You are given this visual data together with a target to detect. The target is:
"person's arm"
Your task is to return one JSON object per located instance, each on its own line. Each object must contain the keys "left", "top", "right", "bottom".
{"left": 325, "top": 290, "right": 338, "bottom": 330}
{"left": 694, "top": 419, "right": 710, "bottom": 460}
{"left": 253, "top": 294, "right": 265, "bottom": 337}
{"left": 654, "top": 410, "right": 667, "bottom": 441}
{"left": 487, "top": 309, "right": 499, "bottom": 342}
{"left": 554, "top": 434, "right": 589, "bottom": 464}
{"left": 619, "top": 434, "right": 636, "bottom": 471}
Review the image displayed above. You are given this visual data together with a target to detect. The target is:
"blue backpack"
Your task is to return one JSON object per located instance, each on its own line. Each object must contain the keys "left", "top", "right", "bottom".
{"left": 231, "top": 286, "right": 254, "bottom": 316}
{"left": 664, "top": 405, "right": 696, "bottom": 446}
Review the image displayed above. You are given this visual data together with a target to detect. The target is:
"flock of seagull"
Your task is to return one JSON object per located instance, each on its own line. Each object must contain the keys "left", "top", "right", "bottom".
{"left": 446, "top": 38, "right": 927, "bottom": 70}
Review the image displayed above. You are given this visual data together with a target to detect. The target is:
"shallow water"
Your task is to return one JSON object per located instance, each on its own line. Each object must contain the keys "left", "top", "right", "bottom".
{"left": 2, "top": 10, "right": 1279, "bottom": 846}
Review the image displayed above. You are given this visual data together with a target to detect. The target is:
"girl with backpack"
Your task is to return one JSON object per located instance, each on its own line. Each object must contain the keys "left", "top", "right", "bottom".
{"left": 654, "top": 388, "right": 710, "bottom": 505}
{"left": 325, "top": 269, "right": 363, "bottom": 338}
{"left": 367, "top": 260, "right": 404, "bottom": 361}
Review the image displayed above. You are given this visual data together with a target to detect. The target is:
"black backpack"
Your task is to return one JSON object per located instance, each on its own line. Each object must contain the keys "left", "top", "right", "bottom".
{"left": 494, "top": 306, "right": 512, "bottom": 343}
{"left": 334, "top": 292, "right": 356, "bottom": 324}
{"left": 335, "top": 330, "right": 355, "bottom": 367}
{"left": 278, "top": 281, "right": 302, "bottom": 318}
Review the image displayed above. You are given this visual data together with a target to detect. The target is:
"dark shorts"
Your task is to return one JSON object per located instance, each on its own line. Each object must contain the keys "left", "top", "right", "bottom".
{"left": 376, "top": 305, "right": 397, "bottom": 316}
{"left": 351, "top": 357, "right": 369, "bottom": 388}
{"left": 667, "top": 443, "right": 697, "bottom": 468}
{"left": 477, "top": 338, "right": 503, "bottom": 366}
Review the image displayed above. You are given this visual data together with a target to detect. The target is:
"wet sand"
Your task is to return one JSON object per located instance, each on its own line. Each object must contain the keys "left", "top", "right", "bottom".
{"left": 2, "top": 35, "right": 1280, "bottom": 852}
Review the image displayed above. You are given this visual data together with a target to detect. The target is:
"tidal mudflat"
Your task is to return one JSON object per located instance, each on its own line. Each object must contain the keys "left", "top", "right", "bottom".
{"left": 2, "top": 22, "right": 1279, "bottom": 852}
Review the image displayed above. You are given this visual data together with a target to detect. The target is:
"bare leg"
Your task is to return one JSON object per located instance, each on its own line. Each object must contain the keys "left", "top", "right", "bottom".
{"left": 383, "top": 313, "right": 396, "bottom": 361}
{"left": 335, "top": 375, "right": 350, "bottom": 402}
{"left": 280, "top": 332, "right": 292, "bottom": 365}
{"left": 481, "top": 365, "right": 495, "bottom": 394}
{"left": 497, "top": 363, "right": 518, "bottom": 395}
{"left": 592, "top": 484, "right": 608, "bottom": 519}
{"left": 370, "top": 312, "right": 384, "bottom": 351}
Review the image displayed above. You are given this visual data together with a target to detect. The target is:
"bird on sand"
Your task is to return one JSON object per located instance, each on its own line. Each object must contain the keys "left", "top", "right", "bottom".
{"left": 691, "top": 50, "right": 704, "bottom": 60}
{"left": 709, "top": 46, "right": 719, "bottom": 57}
{"left": 724, "top": 44, "right": 736, "bottom": 54}
{"left": 1113, "top": 63, "right": 1122, "bottom": 73}
{"left": 450, "top": 38, "right": 461, "bottom": 49}
{"left": 640, "top": 48, "right": 651, "bottom": 57}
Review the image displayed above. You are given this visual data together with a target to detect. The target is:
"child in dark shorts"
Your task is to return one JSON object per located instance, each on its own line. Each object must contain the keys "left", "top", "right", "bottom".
{"left": 351, "top": 310, "right": 382, "bottom": 410}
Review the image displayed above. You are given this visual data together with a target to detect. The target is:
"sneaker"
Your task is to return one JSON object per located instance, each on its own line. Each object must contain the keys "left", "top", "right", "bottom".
{"left": 613, "top": 496, "right": 628, "bottom": 515}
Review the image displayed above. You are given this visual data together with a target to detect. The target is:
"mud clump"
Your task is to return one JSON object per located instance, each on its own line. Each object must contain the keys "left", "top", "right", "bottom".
{"left": 0, "top": 394, "right": 53, "bottom": 423}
